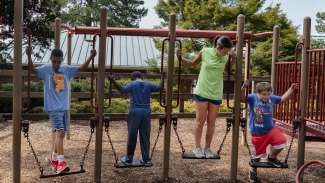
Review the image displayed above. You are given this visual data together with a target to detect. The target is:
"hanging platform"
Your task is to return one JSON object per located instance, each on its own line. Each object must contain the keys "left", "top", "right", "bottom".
{"left": 115, "top": 160, "right": 152, "bottom": 168}
{"left": 249, "top": 161, "right": 289, "bottom": 169}
{"left": 39, "top": 169, "right": 86, "bottom": 179}
{"left": 182, "top": 152, "right": 220, "bottom": 159}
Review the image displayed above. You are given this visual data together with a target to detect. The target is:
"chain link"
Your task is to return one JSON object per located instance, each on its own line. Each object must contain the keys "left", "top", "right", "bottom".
{"left": 104, "top": 125, "right": 119, "bottom": 165}
{"left": 23, "top": 130, "right": 44, "bottom": 176}
{"left": 172, "top": 118, "right": 186, "bottom": 155}
{"left": 217, "top": 119, "right": 232, "bottom": 156}
{"left": 284, "top": 121, "right": 298, "bottom": 163}
{"left": 80, "top": 128, "right": 94, "bottom": 170}
{"left": 150, "top": 124, "right": 163, "bottom": 160}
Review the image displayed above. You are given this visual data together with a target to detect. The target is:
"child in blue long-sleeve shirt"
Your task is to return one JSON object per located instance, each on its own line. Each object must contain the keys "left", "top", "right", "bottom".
{"left": 109, "top": 71, "right": 162, "bottom": 166}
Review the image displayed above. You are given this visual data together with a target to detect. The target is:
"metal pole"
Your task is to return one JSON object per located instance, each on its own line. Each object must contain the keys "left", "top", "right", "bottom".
{"left": 271, "top": 26, "right": 280, "bottom": 91}
{"left": 55, "top": 18, "right": 61, "bottom": 49}
{"left": 230, "top": 14, "right": 245, "bottom": 182}
{"left": 94, "top": 7, "right": 107, "bottom": 183}
{"left": 297, "top": 17, "right": 311, "bottom": 170}
{"left": 13, "top": 0, "right": 23, "bottom": 182}
{"left": 66, "top": 32, "right": 72, "bottom": 140}
{"left": 162, "top": 14, "right": 176, "bottom": 179}
{"left": 241, "top": 41, "right": 250, "bottom": 145}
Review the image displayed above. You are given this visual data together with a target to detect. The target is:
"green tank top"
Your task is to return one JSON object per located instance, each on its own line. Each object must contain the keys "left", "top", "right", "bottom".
{"left": 193, "top": 47, "right": 228, "bottom": 100}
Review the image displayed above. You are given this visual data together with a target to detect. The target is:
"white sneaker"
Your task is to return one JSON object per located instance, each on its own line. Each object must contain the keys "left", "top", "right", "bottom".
{"left": 192, "top": 147, "right": 205, "bottom": 158}
{"left": 204, "top": 148, "right": 215, "bottom": 158}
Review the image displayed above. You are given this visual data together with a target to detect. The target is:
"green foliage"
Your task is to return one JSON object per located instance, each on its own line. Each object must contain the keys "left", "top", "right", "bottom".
{"left": 105, "top": 98, "right": 130, "bottom": 113}
{"left": 0, "top": 83, "right": 13, "bottom": 91}
{"left": 71, "top": 101, "right": 93, "bottom": 113}
{"left": 0, "top": 0, "right": 64, "bottom": 61}
{"left": 62, "top": 0, "right": 148, "bottom": 27}
{"left": 311, "top": 38, "right": 325, "bottom": 49}
{"left": 150, "top": 99, "right": 165, "bottom": 113}
{"left": 71, "top": 79, "right": 91, "bottom": 92}
{"left": 155, "top": 0, "right": 299, "bottom": 75}
{"left": 316, "top": 12, "right": 325, "bottom": 34}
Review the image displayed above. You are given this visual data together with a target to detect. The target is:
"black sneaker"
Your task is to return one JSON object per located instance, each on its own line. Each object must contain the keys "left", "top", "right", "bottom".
{"left": 140, "top": 160, "right": 153, "bottom": 167}
{"left": 267, "top": 156, "right": 285, "bottom": 168}
{"left": 249, "top": 169, "right": 261, "bottom": 183}
{"left": 120, "top": 156, "right": 132, "bottom": 165}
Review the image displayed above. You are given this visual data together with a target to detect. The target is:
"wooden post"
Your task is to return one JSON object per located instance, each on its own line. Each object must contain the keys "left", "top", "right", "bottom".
{"left": 297, "top": 17, "right": 311, "bottom": 170}
{"left": 230, "top": 14, "right": 245, "bottom": 182}
{"left": 94, "top": 7, "right": 107, "bottom": 183}
{"left": 271, "top": 26, "right": 280, "bottom": 92}
{"left": 66, "top": 32, "right": 72, "bottom": 140}
{"left": 12, "top": 0, "right": 23, "bottom": 182}
{"left": 163, "top": 14, "right": 176, "bottom": 179}
{"left": 55, "top": 18, "right": 61, "bottom": 49}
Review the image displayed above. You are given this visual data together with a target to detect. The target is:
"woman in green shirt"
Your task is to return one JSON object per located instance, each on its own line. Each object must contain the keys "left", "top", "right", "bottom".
{"left": 176, "top": 36, "right": 233, "bottom": 158}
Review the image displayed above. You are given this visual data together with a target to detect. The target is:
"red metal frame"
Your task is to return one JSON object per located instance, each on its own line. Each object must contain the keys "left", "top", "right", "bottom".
{"left": 274, "top": 47, "right": 325, "bottom": 141}
{"left": 295, "top": 160, "right": 325, "bottom": 183}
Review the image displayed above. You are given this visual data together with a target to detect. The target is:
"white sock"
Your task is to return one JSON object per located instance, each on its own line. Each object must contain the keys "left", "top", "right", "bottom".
{"left": 57, "top": 155, "right": 65, "bottom": 162}
{"left": 52, "top": 152, "right": 57, "bottom": 160}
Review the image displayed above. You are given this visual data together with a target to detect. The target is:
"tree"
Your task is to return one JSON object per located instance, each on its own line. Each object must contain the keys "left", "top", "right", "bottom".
{"left": 316, "top": 12, "right": 325, "bottom": 34}
{"left": 62, "top": 0, "right": 148, "bottom": 27}
{"left": 154, "top": 0, "right": 299, "bottom": 75}
{"left": 0, "top": 0, "right": 64, "bottom": 63}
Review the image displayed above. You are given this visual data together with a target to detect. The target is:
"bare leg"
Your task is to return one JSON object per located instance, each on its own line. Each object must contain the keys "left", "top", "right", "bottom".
{"left": 205, "top": 103, "right": 219, "bottom": 148}
{"left": 51, "top": 131, "right": 56, "bottom": 153}
{"left": 55, "top": 130, "right": 65, "bottom": 155}
{"left": 194, "top": 102, "right": 208, "bottom": 148}
{"left": 270, "top": 146, "right": 283, "bottom": 158}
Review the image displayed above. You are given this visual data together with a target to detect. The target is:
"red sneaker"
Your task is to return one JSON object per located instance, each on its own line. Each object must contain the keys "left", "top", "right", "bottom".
{"left": 56, "top": 160, "right": 70, "bottom": 174}
{"left": 46, "top": 155, "right": 58, "bottom": 171}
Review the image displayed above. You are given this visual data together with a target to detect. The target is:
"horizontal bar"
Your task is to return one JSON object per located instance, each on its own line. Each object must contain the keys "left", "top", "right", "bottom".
{"left": 1, "top": 112, "right": 232, "bottom": 121}
{"left": 275, "top": 61, "right": 302, "bottom": 64}
{"left": 62, "top": 26, "right": 273, "bottom": 39}
{"left": 307, "top": 49, "right": 325, "bottom": 52}
{"left": 305, "top": 118, "right": 325, "bottom": 126}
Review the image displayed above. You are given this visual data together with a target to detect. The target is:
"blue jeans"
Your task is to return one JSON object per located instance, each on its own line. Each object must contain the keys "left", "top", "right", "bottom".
{"left": 48, "top": 111, "right": 68, "bottom": 131}
{"left": 125, "top": 108, "right": 151, "bottom": 163}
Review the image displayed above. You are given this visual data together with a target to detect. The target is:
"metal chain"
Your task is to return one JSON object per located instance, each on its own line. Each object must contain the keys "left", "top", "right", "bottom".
{"left": 23, "top": 131, "right": 44, "bottom": 176}
{"left": 217, "top": 120, "right": 232, "bottom": 156}
{"left": 80, "top": 128, "right": 94, "bottom": 170}
{"left": 104, "top": 125, "right": 119, "bottom": 165}
{"left": 284, "top": 121, "right": 298, "bottom": 163}
{"left": 172, "top": 118, "right": 186, "bottom": 155}
{"left": 240, "top": 118, "right": 252, "bottom": 157}
{"left": 150, "top": 124, "right": 163, "bottom": 160}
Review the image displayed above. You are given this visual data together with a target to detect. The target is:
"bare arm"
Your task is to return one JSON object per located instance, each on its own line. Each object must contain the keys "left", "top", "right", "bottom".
{"left": 79, "top": 49, "right": 97, "bottom": 71}
{"left": 281, "top": 83, "right": 299, "bottom": 103}
{"left": 241, "top": 80, "right": 249, "bottom": 102}
{"left": 176, "top": 49, "right": 202, "bottom": 67}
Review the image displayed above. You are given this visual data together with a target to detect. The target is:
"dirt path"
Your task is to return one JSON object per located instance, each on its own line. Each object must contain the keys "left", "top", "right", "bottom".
{"left": 0, "top": 118, "right": 324, "bottom": 183}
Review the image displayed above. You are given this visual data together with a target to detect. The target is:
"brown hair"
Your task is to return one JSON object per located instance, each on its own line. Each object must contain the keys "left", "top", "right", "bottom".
{"left": 256, "top": 82, "right": 272, "bottom": 93}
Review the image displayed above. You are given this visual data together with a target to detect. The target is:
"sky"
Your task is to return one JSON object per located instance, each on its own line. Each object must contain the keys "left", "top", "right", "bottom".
{"left": 139, "top": 0, "right": 325, "bottom": 35}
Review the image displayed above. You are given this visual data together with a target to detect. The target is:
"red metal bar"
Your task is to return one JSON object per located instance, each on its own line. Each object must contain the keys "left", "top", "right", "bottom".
{"left": 315, "top": 51, "right": 321, "bottom": 121}
{"left": 307, "top": 48, "right": 325, "bottom": 52}
{"left": 310, "top": 52, "right": 316, "bottom": 119}
{"left": 90, "top": 34, "right": 98, "bottom": 110}
{"left": 159, "top": 38, "right": 168, "bottom": 108}
{"left": 275, "top": 61, "right": 302, "bottom": 64}
{"left": 295, "top": 160, "right": 325, "bottom": 183}
{"left": 321, "top": 51, "right": 325, "bottom": 122}
{"left": 107, "top": 35, "right": 114, "bottom": 107}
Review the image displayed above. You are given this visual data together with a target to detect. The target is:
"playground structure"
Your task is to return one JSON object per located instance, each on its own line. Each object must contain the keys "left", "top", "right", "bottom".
{"left": 2, "top": 2, "right": 324, "bottom": 183}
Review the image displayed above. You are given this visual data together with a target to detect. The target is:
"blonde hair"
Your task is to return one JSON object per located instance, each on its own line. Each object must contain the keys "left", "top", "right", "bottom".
{"left": 256, "top": 82, "right": 272, "bottom": 93}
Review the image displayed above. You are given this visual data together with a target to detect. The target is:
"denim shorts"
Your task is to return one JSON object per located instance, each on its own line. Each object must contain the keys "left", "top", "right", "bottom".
{"left": 48, "top": 111, "right": 68, "bottom": 131}
{"left": 193, "top": 94, "right": 222, "bottom": 105}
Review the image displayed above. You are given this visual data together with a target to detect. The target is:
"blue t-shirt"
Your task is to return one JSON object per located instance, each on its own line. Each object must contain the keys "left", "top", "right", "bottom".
{"left": 121, "top": 79, "right": 161, "bottom": 110}
{"left": 248, "top": 93, "right": 282, "bottom": 135}
{"left": 36, "top": 64, "right": 79, "bottom": 112}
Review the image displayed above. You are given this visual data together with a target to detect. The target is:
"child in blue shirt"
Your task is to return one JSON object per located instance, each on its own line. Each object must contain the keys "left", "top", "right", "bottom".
{"left": 109, "top": 71, "right": 162, "bottom": 166}
{"left": 242, "top": 81, "right": 299, "bottom": 167}
{"left": 30, "top": 48, "right": 96, "bottom": 173}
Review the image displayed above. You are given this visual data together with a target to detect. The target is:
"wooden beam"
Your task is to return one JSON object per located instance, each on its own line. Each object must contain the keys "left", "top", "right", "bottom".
{"left": 13, "top": 0, "right": 23, "bottom": 182}
{"left": 94, "top": 7, "right": 107, "bottom": 183}
{"left": 297, "top": 17, "right": 311, "bottom": 171}
{"left": 230, "top": 14, "right": 245, "bottom": 182}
